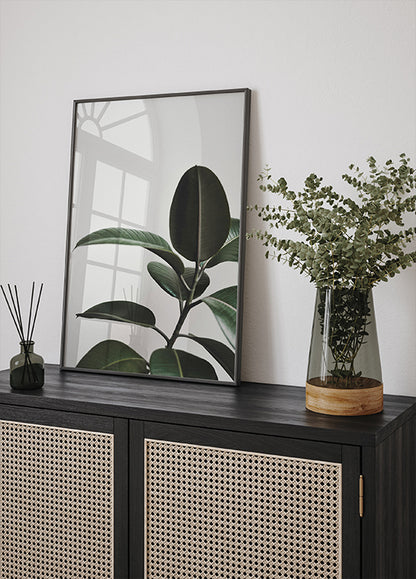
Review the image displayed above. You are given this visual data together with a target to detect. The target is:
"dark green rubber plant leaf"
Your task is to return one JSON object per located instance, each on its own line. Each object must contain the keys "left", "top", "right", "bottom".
{"left": 77, "top": 340, "right": 149, "bottom": 373}
{"left": 201, "top": 286, "right": 237, "bottom": 347}
{"left": 182, "top": 267, "right": 210, "bottom": 299}
{"left": 149, "top": 348, "right": 218, "bottom": 380}
{"left": 206, "top": 218, "right": 240, "bottom": 268}
{"left": 77, "top": 300, "right": 156, "bottom": 327}
{"left": 187, "top": 334, "right": 235, "bottom": 379}
{"left": 169, "top": 166, "right": 230, "bottom": 262}
{"left": 75, "top": 228, "right": 184, "bottom": 275}
{"left": 147, "top": 263, "right": 210, "bottom": 301}
{"left": 147, "top": 262, "right": 184, "bottom": 299}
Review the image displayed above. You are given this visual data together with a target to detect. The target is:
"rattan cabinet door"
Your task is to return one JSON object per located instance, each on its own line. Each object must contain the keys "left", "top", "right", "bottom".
{"left": 0, "top": 406, "right": 128, "bottom": 579}
{"left": 131, "top": 421, "right": 361, "bottom": 579}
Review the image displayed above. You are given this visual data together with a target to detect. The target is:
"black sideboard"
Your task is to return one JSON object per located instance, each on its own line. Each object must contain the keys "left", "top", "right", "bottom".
{"left": 0, "top": 365, "right": 415, "bottom": 578}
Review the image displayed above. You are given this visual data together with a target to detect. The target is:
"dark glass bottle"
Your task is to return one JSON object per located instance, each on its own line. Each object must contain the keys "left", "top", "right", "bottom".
{"left": 10, "top": 340, "right": 44, "bottom": 390}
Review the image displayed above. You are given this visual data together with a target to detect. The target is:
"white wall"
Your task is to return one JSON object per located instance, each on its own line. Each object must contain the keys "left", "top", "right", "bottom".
{"left": 0, "top": 0, "right": 415, "bottom": 395}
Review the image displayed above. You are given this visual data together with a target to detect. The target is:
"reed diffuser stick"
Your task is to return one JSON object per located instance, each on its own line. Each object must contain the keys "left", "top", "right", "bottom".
{"left": 6, "top": 285, "right": 24, "bottom": 341}
{"left": 26, "top": 281, "right": 35, "bottom": 344}
{"left": 0, "top": 286, "right": 24, "bottom": 341}
{"left": 29, "top": 283, "right": 44, "bottom": 342}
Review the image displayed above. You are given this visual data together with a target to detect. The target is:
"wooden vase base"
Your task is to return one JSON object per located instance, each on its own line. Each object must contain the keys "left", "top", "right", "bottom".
{"left": 306, "top": 379, "right": 383, "bottom": 416}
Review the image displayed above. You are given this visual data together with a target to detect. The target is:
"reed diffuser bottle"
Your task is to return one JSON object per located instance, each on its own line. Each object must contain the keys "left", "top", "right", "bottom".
{"left": 1, "top": 282, "right": 44, "bottom": 390}
{"left": 10, "top": 340, "right": 44, "bottom": 389}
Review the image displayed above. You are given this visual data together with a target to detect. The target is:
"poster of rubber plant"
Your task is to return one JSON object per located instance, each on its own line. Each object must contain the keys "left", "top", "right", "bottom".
{"left": 61, "top": 89, "right": 250, "bottom": 385}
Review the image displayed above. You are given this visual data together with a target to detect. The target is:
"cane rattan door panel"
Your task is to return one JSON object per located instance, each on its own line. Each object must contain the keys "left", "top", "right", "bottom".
{"left": 144, "top": 438, "right": 342, "bottom": 579}
{"left": 0, "top": 420, "right": 114, "bottom": 579}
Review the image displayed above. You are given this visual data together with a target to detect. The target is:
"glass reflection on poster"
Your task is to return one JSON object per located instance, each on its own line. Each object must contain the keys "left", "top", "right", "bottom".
{"left": 61, "top": 89, "right": 250, "bottom": 385}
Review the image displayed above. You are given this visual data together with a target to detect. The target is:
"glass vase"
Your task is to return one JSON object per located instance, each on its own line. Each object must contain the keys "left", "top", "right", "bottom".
{"left": 10, "top": 340, "right": 44, "bottom": 390}
{"left": 306, "top": 287, "right": 383, "bottom": 416}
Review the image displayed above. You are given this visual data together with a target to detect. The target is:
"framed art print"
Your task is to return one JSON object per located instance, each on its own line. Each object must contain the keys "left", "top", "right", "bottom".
{"left": 61, "top": 88, "right": 251, "bottom": 385}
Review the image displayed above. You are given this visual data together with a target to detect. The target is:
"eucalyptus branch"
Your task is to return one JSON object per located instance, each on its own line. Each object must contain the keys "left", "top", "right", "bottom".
{"left": 249, "top": 154, "right": 416, "bottom": 289}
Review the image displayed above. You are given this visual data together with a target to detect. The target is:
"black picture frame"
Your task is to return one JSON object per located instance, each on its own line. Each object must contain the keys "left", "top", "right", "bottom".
{"left": 60, "top": 88, "right": 251, "bottom": 385}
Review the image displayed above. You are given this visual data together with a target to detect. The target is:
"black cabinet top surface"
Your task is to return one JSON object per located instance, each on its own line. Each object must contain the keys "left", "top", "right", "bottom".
{"left": 0, "top": 365, "right": 415, "bottom": 446}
